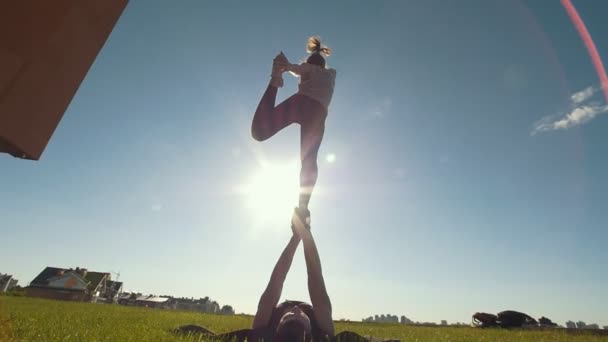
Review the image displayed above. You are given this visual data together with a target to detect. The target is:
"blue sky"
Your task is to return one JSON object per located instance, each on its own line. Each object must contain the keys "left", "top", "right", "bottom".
{"left": 1, "top": 0, "right": 607, "bottom": 325}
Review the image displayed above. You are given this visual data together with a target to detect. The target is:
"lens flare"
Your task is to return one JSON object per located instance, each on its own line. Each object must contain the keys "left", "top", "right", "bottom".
{"left": 561, "top": 0, "right": 608, "bottom": 102}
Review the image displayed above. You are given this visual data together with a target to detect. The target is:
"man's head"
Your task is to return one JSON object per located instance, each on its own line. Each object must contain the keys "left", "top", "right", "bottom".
{"left": 276, "top": 305, "right": 312, "bottom": 342}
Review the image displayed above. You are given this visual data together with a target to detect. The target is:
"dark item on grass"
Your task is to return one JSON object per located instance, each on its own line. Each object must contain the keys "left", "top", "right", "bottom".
{"left": 472, "top": 312, "right": 499, "bottom": 327}
{"left": 538, "top": 316, "right": 558, "bottom": 327}
{"left": 473, "top": 311, "right": 538, "bottom": 328}
{"left": 496, "top": 310, "right": 538, "bottom": 328}
{"left": 173, "top": 325, "right": 400, "bottom": 342}
{"left": 173, "top": 325, "right": 253, "bottom": 341}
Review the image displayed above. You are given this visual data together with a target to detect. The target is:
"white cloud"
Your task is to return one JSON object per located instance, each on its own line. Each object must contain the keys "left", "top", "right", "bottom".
{"left": 533, "top": 105, "right": 608, "bottom": 134}
{"left": 532, "top": 85, "right": 607, "bottom": 135}
{"left": 571, "top": 86, "right": 596, "bottom": 104}
{"left": 553, "top": 105, "right": 608, "bottom": 128}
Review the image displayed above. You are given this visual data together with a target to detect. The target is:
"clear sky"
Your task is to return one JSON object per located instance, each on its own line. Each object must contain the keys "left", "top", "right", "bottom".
{"left": 2, "top": 0, "right": 607, "bottom": 326}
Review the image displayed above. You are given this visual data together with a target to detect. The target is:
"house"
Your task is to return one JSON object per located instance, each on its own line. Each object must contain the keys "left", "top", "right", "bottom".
{"left": 174, "top": 297, "right": 220, "bottom": 313}
{"left": 134, "top": 295, "right": 174, "bottom": 309}
{"left": 0, "top": 273, "right": 18, "bottom": 292}
{"left": 104, "top": 280, "right": 123, "bottom": 303}
{"left": 26, "top": 266, "right": 110, "bottom": 302}
{"left": 117, "top": 292, "right": 138, "bottom": 305}
{"left": 116, "top": 292, "right": 174, "bottom": 309}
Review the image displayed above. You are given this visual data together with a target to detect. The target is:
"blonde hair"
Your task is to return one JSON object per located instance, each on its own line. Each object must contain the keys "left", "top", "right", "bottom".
{"left": 306, "top": 36, "right": 331, "bottom": 56}
{"left": 305, "top": 36, "right": 331, "bottom": 68}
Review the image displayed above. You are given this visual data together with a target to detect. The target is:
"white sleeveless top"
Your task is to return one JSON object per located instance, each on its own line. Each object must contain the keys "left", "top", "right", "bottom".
{"left": 286, "top": 63, "right": 336, "bottom": 109}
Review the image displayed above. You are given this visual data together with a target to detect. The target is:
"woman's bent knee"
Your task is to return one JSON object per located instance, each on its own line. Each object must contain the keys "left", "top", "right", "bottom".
{"left": 251, "top": 126, "right": 268, "bottom": 142}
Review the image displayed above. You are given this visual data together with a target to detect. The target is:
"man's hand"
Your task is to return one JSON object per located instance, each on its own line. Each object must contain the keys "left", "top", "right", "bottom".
{"left": 291, "top": 211, "right": 310, "bottom": 240}
{"left": 252, "top": 229, "right": 301, "bottom": 330}
{"left": 273, "top": 52, "right": 289, "bottom": 73}
{"left": 293, "top": 210, "right": 335, "bottom": 337}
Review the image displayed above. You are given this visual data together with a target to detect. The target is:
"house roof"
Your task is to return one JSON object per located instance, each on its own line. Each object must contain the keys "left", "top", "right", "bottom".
{"left": 84, "top": 272, "right": 108, "bottom": 292}
{"left": 30, "top": 267, "right": 109, "bottom": 292}
{"left": 136, "top": 295, "right": 169, "bottom": 303}
{"left": 46, "top": 271, "right": 88, "bottom": 290}
{"left": 118, "top": 292, "right": 132, "bottom": 299}
{"left": 107, "top": 281, "right": 123, "bottom": 292}
{"left": 30, "top": 267, "right": 65, "bottom": 286}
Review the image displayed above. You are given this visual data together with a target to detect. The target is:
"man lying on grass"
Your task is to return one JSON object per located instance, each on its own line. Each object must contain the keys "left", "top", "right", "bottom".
{"left": 249, "top": 210, "right": 334, "bottom": 342}
{"left": 176, "top": 212, "right": 398, "bottom": 342}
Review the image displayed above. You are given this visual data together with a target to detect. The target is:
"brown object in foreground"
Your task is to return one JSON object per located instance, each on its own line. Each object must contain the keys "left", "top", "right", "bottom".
{"left": 0, "top": 0, "right": 129, "bottom": 160}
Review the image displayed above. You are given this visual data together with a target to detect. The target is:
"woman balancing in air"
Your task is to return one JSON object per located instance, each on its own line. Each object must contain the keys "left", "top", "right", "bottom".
{"left": 251, "top": 36, "right": 336, "bottom": 227}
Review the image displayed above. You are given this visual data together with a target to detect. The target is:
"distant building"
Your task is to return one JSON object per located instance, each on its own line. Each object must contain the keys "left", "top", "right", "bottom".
{"left": 128, "top": 296, "right": 230, "bottom": 314}
{"left": 0, "top": 273, "right": 18, "bottom": 292}
{"left": 364, "top": 314, "right": 412, "bottom": 324}
{"left": 117, "top": 292, "right": 138, "bottom": 305}
{"left": 174, "top": 297, "right": 217, "bottom": 313}
{"left": 26, "top": 266, "right": 110, "bottom": 302}
{"left": 117, "top": 293, "right": 175, "bottom": 309}
{"left": 104, "top": 280, "right": 123, "bottom": 302}
{"left": 400, "top": 315, "right": 413, "bottom": 324}
{"left": 134, "top": 295, "right": 173, "bottom": 309}
{"left": 451, "top": 322, "right": 469, "bottom": 327}
{"left": 417, "top": 322, "right": 438, "bottom": 326}
{"left": 375, "top": 314, "right": 399, "bottom": 323}
{"left": 566, "top": 321, "right": 576, "bottom": 329}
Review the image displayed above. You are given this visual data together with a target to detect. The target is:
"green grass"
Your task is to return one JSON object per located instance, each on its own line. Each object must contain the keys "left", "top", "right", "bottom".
{"left": 0, "top": 296, "right": 606, "bottom": 341}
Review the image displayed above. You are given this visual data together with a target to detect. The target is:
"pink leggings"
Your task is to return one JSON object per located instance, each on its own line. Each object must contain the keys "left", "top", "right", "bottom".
{"left": 251, "top": 85, "right": 327, "bottom": 208}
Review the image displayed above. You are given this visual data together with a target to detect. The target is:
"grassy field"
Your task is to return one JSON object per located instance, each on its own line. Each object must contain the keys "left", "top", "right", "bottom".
{"left": 1, "top": 296, "right": 606, "bottom": 341}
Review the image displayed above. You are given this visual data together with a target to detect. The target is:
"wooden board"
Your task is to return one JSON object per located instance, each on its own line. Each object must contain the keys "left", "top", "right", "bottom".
{"left": 0, "top": 0, "right": 129, "bottom": 160}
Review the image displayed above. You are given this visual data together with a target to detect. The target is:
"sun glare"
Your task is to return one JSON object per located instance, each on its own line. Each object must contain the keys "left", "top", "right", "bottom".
{"left": 244, "top": 160, "right": 300, "bottom": 226}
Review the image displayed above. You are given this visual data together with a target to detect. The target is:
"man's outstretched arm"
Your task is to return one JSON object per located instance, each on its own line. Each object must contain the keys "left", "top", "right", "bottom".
{"left": 252, "top": 234, "right": 300, "bottom": 330}
{"left": 293, "top": 215, "right": 335, "bottom": 337}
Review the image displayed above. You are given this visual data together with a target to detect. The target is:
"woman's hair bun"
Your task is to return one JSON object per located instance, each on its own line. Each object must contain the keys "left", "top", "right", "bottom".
{"left": 306, "top": 36, "right": 331, "bottom": 56}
